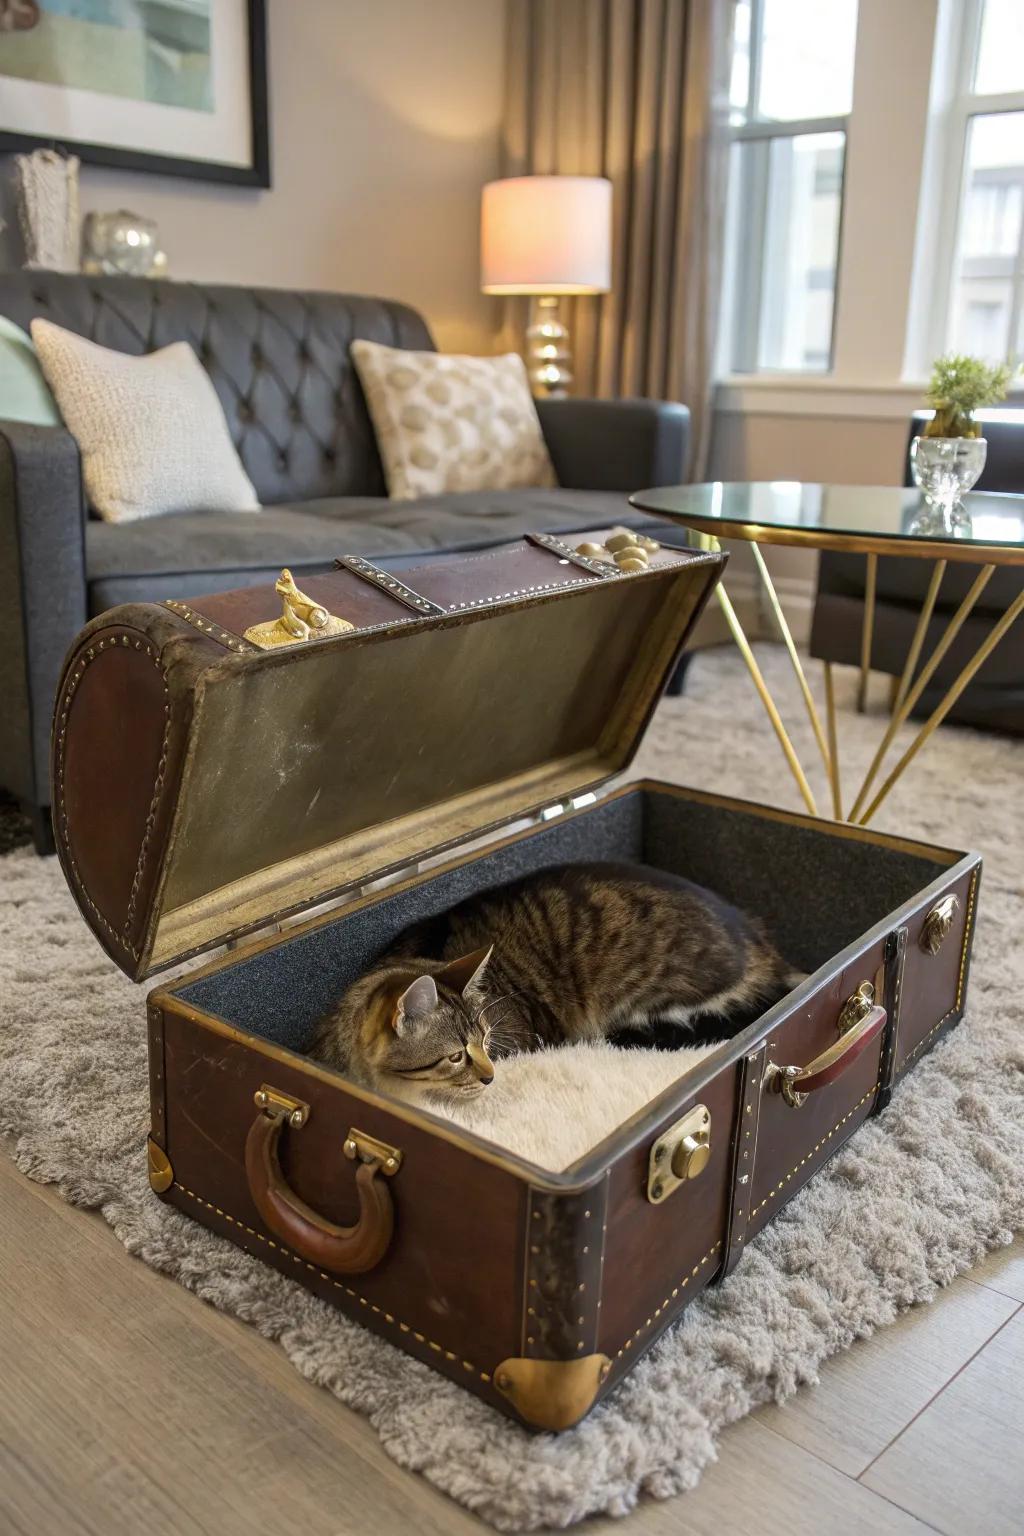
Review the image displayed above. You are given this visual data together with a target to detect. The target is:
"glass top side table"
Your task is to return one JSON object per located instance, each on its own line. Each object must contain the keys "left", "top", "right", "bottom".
{"left": 629, "top": 482, "right": 1024, "bottom": 825}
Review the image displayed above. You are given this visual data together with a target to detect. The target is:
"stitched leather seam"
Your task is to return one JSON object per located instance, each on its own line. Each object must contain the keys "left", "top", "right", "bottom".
{"left": 171, "top": 1181, "right": 491, "bottom": 1383}
{"left": 54, "top": 632, "right": 170, "bottom": 962}
{"left": 899, "top": 870, "right": 978, "bottom": 1074}
{"left": 612, "top": 1241, "right": 722, "bottom": 1360}
{"left": 750, "top": 1081, "right": 880, "bottom": 1220}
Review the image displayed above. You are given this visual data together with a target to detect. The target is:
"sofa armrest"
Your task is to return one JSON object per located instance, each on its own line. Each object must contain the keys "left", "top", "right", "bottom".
{"left": 0, "top": 420, "right": 87, "bottom": 812}
{"left": 535, "top": 396, "right": 690, "bottom": 492}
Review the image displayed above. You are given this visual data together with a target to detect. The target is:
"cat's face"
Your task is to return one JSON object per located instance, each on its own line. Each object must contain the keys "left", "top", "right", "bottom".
{"left": 369, "top": 947, "right": 497, "bottom": 1108}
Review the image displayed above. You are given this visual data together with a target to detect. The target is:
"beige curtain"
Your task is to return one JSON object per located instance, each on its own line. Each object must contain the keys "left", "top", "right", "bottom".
{"left": 502, "top": 0, "right": 732, "bottom": 476}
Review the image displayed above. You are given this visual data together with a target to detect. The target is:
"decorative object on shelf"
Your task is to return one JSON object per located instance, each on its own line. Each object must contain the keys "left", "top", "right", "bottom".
{"left": 481, "top": 176, "right": 612, "bottom": 397}
{"left": 910, "top": 354, "right": 1012, "bottom": 532}
{"left": 0, "top": 1, "right": 40, "bottom": 31}
{"left": 82, "top": 210, "right": 167, "bottom": 278}
{"left": 575, "top": 528, "right": 661, "bottom": 572}
{"left": 243, "top": 569, "right": 354, "bottom": 649}
{"left": 0, "top": 0, "right": 269, "bottom": 188}
{"left": 13, "top": 148, "right": 79, "bottom": 271}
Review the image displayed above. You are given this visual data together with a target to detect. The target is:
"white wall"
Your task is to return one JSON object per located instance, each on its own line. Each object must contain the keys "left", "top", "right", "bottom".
{"left": 0, "top": 0, "right": 506, "bottom": 352}
{"left": 706, "top": 408, "right": 910, "bottom": 635}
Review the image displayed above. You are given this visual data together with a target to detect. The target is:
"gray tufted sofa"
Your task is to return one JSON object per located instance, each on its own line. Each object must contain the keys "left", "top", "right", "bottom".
{"left": 0, "top": 272, "right": 689, "bottom": 852}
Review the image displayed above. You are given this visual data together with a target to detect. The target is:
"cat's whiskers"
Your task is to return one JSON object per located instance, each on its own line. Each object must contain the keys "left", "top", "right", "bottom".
{"left": 472, "top": 988, "right": 525, "bottom": 1029}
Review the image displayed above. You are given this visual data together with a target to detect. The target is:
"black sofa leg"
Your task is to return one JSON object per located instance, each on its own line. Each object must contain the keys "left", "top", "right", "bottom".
{"left": 26, "top": 802, "right": 56, "bottom": 857}
{"left": 664, "top": 652, "right": 695, "bottom": 698}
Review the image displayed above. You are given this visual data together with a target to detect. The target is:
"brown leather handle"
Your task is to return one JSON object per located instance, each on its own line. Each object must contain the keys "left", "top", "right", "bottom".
{"left": 767, "top": 1004, "right": 887, "bottom": 1107}
{"left": 245, "top": 1109, "right": 395, "bottom": 1274}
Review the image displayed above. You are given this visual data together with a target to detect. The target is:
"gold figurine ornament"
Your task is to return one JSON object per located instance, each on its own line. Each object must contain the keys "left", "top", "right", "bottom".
{"left": 576, "top": 527, "right": 660, "bottom": 572}
{"left": 243, "top": 569, "right": 355, "bottom": 649}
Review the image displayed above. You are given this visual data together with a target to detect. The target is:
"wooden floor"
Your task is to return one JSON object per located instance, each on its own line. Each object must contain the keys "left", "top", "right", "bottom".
{"left": 2, "top": 1148, "right": 1022, "bottom": 1536}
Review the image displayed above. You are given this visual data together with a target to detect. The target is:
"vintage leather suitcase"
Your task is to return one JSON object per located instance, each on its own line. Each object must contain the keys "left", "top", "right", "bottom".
{"left": 52, "top": 532, "right": 980, "bottom": 1432}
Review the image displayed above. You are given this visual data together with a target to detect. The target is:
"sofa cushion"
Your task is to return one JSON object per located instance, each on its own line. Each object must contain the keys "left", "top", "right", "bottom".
{"left": 0, "top": 272, "right": 435, "bottom": 505}
{"left": 0, "top": 316, "right": 61, "bottom": 426}
{"left": 351, "top": 340, "right": 555, "bottom": 500}
{"left": 32, "top": 319, "right": 260, "bottom": 523}
{"left": 85, "top": 488, "right": 685, "bottom": 611}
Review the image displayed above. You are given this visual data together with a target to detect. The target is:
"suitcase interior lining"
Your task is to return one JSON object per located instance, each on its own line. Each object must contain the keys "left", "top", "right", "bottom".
{"left": 178, "top": 785, "right": 953, "bottom": 1058}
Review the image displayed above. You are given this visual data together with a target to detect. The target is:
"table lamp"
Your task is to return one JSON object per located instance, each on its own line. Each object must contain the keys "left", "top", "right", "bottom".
{"left": 481, "top": 175, "right": 612, "bottom": 396}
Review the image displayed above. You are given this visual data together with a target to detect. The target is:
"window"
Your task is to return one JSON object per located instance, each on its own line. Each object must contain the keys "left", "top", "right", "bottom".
{"left": 943, "top": 0, "right": 1024, "bottom": 364}
{"left": 719, "top": 0, "right": 859, "bottom": 375}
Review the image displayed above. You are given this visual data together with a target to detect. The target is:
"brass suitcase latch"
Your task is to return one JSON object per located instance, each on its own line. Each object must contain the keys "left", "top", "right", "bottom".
{"left": 647, "top": 1104, "right": 711, "bottom": 1203}
{"left": 921, "top": 894, "right": 959, "bottom": 955}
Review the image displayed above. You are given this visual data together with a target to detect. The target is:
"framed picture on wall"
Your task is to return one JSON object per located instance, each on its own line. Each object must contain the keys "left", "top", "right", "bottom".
{"left": 0, "top": 0, "right": 270, "bottom": 188}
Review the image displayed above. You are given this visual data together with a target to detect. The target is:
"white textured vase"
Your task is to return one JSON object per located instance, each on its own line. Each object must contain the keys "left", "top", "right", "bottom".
{"left": 14, "top": 149, "right": 80, "bottom": 272}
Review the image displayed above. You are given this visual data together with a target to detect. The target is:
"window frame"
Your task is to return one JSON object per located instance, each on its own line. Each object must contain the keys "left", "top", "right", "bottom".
{"left": 924, "top": 0, "right": 1024, "bottom": 368}
{"left": 721, "top": 0, "right": 853, "bottom": 377}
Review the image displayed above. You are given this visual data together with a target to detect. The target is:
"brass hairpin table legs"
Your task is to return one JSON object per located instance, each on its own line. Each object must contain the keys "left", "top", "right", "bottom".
{"left": 700, "top": 535, "right": 1024, "bottom": 825}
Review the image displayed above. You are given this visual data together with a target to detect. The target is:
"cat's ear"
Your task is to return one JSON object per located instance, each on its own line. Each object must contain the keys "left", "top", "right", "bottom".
{"left": 392, "top": 973, "right": 438, "bottom": 1035}
{"left": 436, "top": 945, "right": 493, "bottom": 997}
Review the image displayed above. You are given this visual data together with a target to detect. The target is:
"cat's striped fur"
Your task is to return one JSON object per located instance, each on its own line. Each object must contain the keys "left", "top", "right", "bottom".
{"left": 309, "top": 862, "right": 796, "bottom": 1108}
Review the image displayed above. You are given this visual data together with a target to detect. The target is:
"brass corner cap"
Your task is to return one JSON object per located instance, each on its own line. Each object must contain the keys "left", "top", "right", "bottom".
{"left": 493, "top": 1353, "right": 611, "bottom": 1431}
{"left": 147, "top": 1137, "right": 173, "bottom": 1195}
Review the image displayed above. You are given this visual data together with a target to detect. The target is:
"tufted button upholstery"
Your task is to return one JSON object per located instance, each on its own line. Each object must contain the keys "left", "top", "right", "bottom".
{"left": 0, "top": 271, "right": 435, "bottom": 503}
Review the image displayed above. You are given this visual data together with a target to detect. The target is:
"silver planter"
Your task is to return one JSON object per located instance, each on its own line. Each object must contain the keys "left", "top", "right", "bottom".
{"left": 909, "top": 435, "right": 987, "bottom": 534}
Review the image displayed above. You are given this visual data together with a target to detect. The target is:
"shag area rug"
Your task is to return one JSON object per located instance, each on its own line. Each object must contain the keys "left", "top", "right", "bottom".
{"left": 1, "top": 644, "right": 1022, "bottom": 1531}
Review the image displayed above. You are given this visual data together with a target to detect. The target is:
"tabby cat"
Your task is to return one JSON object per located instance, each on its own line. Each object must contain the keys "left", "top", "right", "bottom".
{"left": 309, "top": 862, "right": 796, "bottom": 1109}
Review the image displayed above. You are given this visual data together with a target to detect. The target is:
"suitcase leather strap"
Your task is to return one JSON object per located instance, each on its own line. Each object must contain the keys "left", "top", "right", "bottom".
{"left": 874, "top": 925, "right": 909, "bottom": 1114}
{"left": 334, "top": 555, "right": 446, "bottom": 617}
{"left": 718, "top": 1041, "right": 769, "bottom": 1281}
{"left": 526, "top": 531, "right": 625, "bottom": 576}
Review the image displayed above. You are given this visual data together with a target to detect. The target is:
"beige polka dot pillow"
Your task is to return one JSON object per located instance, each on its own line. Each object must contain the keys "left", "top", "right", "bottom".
{"left": 351, "top": 340, "right": 557, "bottom": 500}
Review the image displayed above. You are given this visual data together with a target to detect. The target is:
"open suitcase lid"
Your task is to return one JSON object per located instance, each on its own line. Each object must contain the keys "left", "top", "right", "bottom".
{"left": 53, "top": 531, "right": 725, "bottom": 980}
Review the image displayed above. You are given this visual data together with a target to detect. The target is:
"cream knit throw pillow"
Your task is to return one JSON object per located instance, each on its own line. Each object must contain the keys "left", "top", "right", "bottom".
{"left": 351, "top": 339, "right": 556, "bottom": 500}
{"left": 31, "top": 318, "right": 260, "bottom": 524}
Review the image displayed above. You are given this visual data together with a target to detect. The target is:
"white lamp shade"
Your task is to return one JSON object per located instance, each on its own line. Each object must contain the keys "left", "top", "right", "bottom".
{"left": 481, "top": 175, "right": 612, "bottom": 295}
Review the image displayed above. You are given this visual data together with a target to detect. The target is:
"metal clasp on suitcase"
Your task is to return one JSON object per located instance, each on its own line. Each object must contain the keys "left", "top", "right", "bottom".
{"left": 920, "top": 893, "right": 959, "bottom": 955}
{"left": 646, "top": 1103, "right": 712, "bottom": 1203}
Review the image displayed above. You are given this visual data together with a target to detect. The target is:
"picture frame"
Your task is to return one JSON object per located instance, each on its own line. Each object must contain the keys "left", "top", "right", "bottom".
{"left": 0, "top": 0, "right": 270, "bottom": 189}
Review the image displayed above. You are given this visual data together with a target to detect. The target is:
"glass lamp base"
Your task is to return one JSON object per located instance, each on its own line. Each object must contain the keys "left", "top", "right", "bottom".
{"left": 525, "top": 295, "right": 573, "bottom": 396}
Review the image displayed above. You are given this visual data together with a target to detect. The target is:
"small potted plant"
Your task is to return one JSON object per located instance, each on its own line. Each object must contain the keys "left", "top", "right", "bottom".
{"left": 910, "top": 354, "right": 1013, "bottom": 529}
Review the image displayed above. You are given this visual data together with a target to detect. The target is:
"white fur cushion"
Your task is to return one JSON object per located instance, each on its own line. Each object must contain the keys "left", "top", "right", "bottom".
{"left": 444, "top": 1040, "right": 715, "bottom": 1172}
{"left": 350, "top": 339, "right": 557, "bottom": 501}
{"left": 31, "top": 318, "right": 260, "bottom": 524}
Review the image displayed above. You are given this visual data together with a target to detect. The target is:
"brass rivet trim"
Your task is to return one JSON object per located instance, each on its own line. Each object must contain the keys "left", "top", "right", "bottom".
{"left": 170, "top": 1180, "right": 488, "bottom": 1380}
{"left": 612, "top": 1242, "right": 721, "bottom": 1360}
{"left": 164, "top": 599, "right": 258, "bottom": 653}
{"left": 898, "top": 872, "right": 976, "bottom": 1074}
{"left": 748, "top": 1081, "right": 881, "bottom": 1223}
